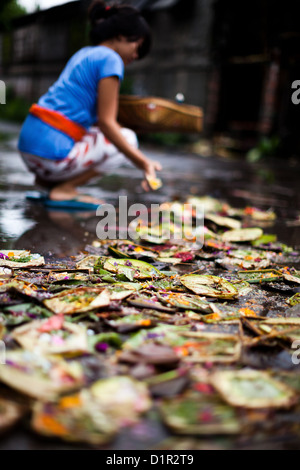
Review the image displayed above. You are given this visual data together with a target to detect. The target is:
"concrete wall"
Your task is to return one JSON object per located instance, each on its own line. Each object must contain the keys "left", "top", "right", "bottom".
{"left": 0, "top": 0, "right": 213, "bottom": 110}
{"left": 126, "top": 0, "right": 214, "bottom": 109}
{"left": 0, "top": 1, "right": 88, "bottom": 103}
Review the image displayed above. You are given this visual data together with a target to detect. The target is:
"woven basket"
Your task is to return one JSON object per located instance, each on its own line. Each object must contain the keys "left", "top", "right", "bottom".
{"left": 118, "top": 95, "right": 203, "bottom": 134}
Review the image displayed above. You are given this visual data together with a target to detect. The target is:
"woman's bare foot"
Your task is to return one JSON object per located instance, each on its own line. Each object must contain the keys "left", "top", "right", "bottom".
{"left": 49, "top": 185, "right": 78, "bottom": 201}
{"left": 49, "top": 186, "right": 105, "bottom": 205}
{"left": 43, "top": 167, "right": 105, "bottom": 203}
{"left": 76, "top": 193, "right": 105, "bottom": 204}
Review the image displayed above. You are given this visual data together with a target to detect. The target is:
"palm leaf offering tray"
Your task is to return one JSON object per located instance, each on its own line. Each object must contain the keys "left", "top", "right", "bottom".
{"left": 180, "top": 275, "right": 238, "bottom": 299}
{"left": 43, "top": 287, "right": 111, "bottom": 314}
{"left": 209, "top": 370, "right": 298, "bottom": 409}
{"left": 1, "top": 195, "right": 300, "bottom": 447}
{"left": 178, "top": 332, "right": 241, "bottom": 363}
{"left": 102, "top": 258, "right": 164, "bottom": 280}
{"left": 205, "top": 213, "right": 242, "bottom": 230}
{"left": 0, "top": 397, "right": 25, "bottom": 435}
{"left": 0, "top": 251, "right": 45, "bottom": 268}
{"left": 242, "top": 318, "right": 300, "bottom": 346}
{"left": 221, "top": 228, "right": 263, "bottom": 243}
{"left": 237, "top": 269, "right": 283, "bottom": 283}
{"left": 157, "top": 292, "right": 213, "bottom": 313}
{"left": 216, "top": 248, "right": 272, "bottom": 270}
{"left": 75, "top": 255, "right": 101, "bottom": 271}
{"left": 0, "top": 280, "right": 49, "bottom": 301}
{"left": 0, "top": 351, "right": 85, "bottom": 401}
{"left": 282, "top": 268, "right": 300, "bottom": 284}
{"left": 106, "top": 313, "right": 157, "bottom": 333}
{"left": 0, "top": 303, "right": 52, "bottom": 327}
{"left": 159, "top": 391, "right": 242, "bottom": 435}
{"left": 11, "top": 316, "right": 88, "bottom": 356}
{"left": 46, "top": 270, "right": 91, "bottom": 283}
{"left": 107, "top": 241, "right": 158, "bottom": 260}
{"left": 31, "top": 376, "right": 151, "bottom": 445}
{"left": 122, "top": 325, "right": 241, "bottom": 364}
{"left": 288, "top": 293, "right": 300, "bottom": 306}
{"left": 0, "top": 267, "right": 13, "bottom": 279}
{"left": 216, "top": 255, "right": 270, "bottom": 271}
{"left": 194, "top": 304, "right": 260, "bottom": 324}
{"left": 146, "top": 176, "right": 163, "bottom": 191}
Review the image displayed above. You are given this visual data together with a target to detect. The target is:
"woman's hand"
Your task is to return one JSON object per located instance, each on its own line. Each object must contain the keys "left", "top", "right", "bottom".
{"left": 141, "top": 158, "right": 163, "bottom": 192}
{"left": 97, "top": 77, "right": 163, "bottom": 190}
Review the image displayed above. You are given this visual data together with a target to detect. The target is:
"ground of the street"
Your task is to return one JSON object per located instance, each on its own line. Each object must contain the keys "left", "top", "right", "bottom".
{"left": 0, "top": 121, "right": 300, "bottom": 449}
{"left": 1, "top": 122, "right": 300, "bottom": 257}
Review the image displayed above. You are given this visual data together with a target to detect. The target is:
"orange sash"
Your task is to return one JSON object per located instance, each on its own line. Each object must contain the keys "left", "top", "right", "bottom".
{"left": 29, "top": 104, "right": 87, "bottom": 142}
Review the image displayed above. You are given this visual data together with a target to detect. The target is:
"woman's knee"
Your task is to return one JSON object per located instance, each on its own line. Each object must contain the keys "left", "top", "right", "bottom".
{"left": 121, "top": 128, "right": 139, "bottom": 148}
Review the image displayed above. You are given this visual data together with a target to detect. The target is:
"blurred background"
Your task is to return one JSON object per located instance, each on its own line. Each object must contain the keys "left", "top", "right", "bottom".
{"left": 1, "top": 0, "right": 300, "bottom": 158}
{"left": 0, "top": 2, "right": 300, "bottom": 451}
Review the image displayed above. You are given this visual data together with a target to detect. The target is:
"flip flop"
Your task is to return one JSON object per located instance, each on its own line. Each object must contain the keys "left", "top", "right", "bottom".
{"left": 26, "top": 191, "right": 48, "bottom": 202}
{"left": 43, "top": 197, "right": 101, "bottom": 211}
{"left": 26, "top": 191, "right": 102, "bottom": 211}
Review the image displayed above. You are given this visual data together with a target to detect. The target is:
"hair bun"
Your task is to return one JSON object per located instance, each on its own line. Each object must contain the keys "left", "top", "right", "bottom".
{"left": 88, "top": 1, "right": 116, "bottom": 25}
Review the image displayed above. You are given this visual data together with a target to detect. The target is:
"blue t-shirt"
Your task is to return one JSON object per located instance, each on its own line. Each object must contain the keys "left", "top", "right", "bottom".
{"left": 18, "top": 46, "right": 124, "bottom": 160}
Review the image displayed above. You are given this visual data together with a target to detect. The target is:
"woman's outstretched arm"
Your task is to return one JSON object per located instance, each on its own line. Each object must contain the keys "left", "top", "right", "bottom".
{"left": 97, "top": 76, "right": 162, "bottom": 191}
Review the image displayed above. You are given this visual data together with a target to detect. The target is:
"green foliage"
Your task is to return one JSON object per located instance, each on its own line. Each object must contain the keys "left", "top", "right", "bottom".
{"left": 246, "top": 136, "right": 280, "bottom": 163}
{"left": 0, "top": 86, "right": 30, "bottom": 123}
{"left": 0, "top": 0, "right": 14, "bottom": 13}
{"left": 120, "top": 79, "right": 134, "bottom": 95}
{"left": 0, "top": 0, "right": 27, "bottom": 31}
{"left": 2, "top": 32, "right": 13, "bottom": 65}
{"left": 0, "top": 131, "right": 12, "bottom": 142}
{"left": 68, "top": 18, "right": 89, "bottom": 56}
{"left": 255, "top": 168, "right": 276, "bottom": 184}
{"left": 139, "top": 132, "right": 191, "bottom": 148}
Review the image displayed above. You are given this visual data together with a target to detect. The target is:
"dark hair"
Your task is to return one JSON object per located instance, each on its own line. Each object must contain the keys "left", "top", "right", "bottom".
{"left": 88, "top": 1, "right": 152, "bottom": 60}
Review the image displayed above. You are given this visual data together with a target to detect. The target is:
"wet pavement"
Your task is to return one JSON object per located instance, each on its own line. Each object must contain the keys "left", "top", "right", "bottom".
{"left": 1, "top": 121, "right": 300, "bottom": 450}
{"left": 1, "top": 121, "right": 300, "bottom": 258}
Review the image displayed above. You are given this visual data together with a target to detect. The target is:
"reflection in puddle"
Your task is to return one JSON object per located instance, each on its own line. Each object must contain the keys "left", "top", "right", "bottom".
{"left": 11, "top": 206, "right": 98, "bottom": 257}
{"left": 0, "top": 139, "right": 300, "bottom": 257}
{"left": 0, "top": 206, "right": 36, "bottom": 240}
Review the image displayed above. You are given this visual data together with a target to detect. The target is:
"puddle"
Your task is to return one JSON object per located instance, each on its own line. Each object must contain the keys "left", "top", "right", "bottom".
{"left": 0, "top": 138, "right": 300, "bottom": 257}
